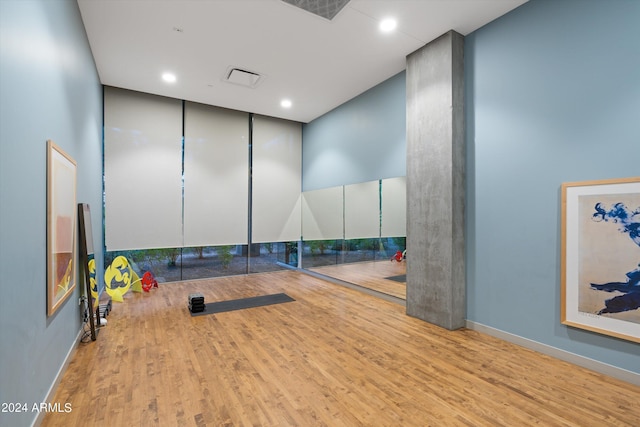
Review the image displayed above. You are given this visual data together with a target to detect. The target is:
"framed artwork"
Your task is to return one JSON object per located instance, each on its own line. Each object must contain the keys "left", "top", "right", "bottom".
{"left": 47, "top": 140, "right": 77, "bottom": 316}
{"left": 561, "top": 176, "right": 640, "bottom": 343}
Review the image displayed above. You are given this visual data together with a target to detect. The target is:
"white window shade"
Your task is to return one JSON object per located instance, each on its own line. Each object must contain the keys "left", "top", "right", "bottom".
{"left": 344, "top": 180, "right": 380, "bottom": 239}
{"left": 104, "top": 87, "right": 183, "bottom": 251}
{"left": 251, "top": 115, "right": 302, "bottom": 243}
{"left": 381, "top": 177, "right": 406, "bottom": 237}
{"left": 183, "top": 103, "right": 249, "bottom": 247}
{"left": 302, "top": 186, "right": 343, "bottom": 241}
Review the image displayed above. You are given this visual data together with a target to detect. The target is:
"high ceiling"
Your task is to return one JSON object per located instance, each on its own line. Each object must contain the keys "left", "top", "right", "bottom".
{"left": 78, "top": 0, "right": 527, "bottom": 123}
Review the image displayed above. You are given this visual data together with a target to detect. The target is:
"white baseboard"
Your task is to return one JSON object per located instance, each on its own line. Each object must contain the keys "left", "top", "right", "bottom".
{"left": 32, "top": 327, "right": 85, "bottom": 427}
{"left": 466, "top": 320, "right": 639, "bottom": 387}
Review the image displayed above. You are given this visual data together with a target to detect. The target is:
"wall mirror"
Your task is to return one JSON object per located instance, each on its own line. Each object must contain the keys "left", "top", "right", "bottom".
{"left": 301, "top": 177, "right": 407, "bottom": 300}
{"left": 78, "top": 203, "right": 98, "bottom": 340}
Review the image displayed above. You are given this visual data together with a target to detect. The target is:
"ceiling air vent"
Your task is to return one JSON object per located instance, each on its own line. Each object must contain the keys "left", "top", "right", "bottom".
{"left": 281, "top": 0, "right": 351, "bottom": 21}
{"left": 224, "top": 67, "right": 264, "bottom": 88}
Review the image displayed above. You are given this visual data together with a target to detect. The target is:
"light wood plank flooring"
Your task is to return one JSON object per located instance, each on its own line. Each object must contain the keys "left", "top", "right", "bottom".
{"left": 309, "top": 260, "right": 406, "bottom": 299}
{"left": 42, "top": 271, "right": 639, "bottom": 426}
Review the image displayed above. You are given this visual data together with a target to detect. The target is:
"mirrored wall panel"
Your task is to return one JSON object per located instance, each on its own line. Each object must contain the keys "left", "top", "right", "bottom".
{"left": 300, "top": 177, "right": 406, "bottom": 299}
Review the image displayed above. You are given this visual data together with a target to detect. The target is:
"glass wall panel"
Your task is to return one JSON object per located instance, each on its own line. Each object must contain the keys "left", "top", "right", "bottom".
{"left": 104, "top": 245, "right": 250, "bottom": 283}
{"left": 277, "top": 242, "right": 299, "bottom": 268}
{"left": 179, "top": 245, "right": 248, "bottom": 280}
{"left": 104, "top": 87, "right": 183, "bottom": 251}
{"left": 183, "top": 102, "right": 249, "bottom": 247}
{"left": 251, "top": 115, "right": 302, "bottom": 243}
{"left": 248, "top": 242, "right": 297, "bottom": 274}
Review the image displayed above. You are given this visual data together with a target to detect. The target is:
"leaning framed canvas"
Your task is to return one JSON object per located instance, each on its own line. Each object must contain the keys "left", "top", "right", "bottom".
{"left": 561, "top": 177, "right": 640, "bottom": 343}
{"left": 47, "top": 140, "right": 77, "bottom": 316}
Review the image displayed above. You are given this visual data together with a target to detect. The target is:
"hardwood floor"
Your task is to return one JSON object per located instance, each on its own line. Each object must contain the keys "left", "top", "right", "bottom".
{"left": 309, "top": 260, "right": 406, "bottom": 299}
{"left": 42, "top": 271, "right": 639, "bottom": 426}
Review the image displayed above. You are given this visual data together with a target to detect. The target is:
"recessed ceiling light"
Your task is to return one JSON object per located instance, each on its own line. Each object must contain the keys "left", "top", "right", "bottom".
{"left": 162, "top": 72, "right": 176, "bottom": 83}
{"left": 281, "top": 99, "right": 292, "bottom": 108}
{"left": 379, "top": 18, "right": 397, "bottom": 33}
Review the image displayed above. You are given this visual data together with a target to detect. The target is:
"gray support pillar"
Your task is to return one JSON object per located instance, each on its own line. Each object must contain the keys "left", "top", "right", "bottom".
{"left": 406, "top": 30, "right": 465, "bottom": 330}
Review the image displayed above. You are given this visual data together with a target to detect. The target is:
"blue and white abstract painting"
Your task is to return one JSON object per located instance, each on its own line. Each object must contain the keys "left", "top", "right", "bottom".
{"left": 578, "top": 193, "right": 640, "bottom": 325}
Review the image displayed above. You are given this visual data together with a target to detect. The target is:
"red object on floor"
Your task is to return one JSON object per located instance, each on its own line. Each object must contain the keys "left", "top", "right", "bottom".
{"left": 141, "top": 271, "right": 158, "bottom": 292}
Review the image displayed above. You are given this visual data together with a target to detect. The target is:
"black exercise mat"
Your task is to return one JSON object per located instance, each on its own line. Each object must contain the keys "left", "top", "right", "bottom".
{"left": 385, "top": 274, "right": 406, "bottom": 283}
{"left": 190, "top": 293, "right": 295, "bottom": 316}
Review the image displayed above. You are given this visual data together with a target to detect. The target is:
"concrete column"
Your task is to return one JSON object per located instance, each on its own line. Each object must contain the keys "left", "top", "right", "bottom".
{"left": 406, "top": 30, "right": 465, "bottom": 330}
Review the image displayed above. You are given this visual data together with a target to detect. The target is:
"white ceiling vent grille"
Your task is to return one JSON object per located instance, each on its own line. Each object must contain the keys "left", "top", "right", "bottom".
{"left": 224, "top": 67, "right": 264, "bottom": 88}
{"left": 281, "top": 0, "right": 351, "bottom": 21}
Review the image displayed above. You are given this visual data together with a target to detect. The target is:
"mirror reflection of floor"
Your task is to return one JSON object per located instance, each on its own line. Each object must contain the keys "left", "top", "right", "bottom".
{"left": 309, "top": 260, "right": 406, "bottom": 299}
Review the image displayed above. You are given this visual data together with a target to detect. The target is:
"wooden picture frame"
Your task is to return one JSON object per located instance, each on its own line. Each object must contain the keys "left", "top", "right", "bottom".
{"left": 47, "top": 140, "right": 77, "bottom": 316}
{"left": 561, "top": 176, "right": 640, "bottom": 343}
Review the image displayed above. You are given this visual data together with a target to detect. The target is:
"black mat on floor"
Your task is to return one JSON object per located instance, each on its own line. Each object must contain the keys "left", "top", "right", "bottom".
{"left": 189, "top": 293, "right": 295, "bottom": 316}
{"left": 385, "top": 274, "right": 406, "bottom": 283}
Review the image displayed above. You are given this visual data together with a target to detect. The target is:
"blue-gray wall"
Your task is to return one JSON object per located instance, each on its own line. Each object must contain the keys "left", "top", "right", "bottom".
{"left": 302, "top": 71, "right": 406, "bottom": 191}
{"left": 303, "top": 0, "right": 639, "bottom": 373}
{"left": 466, "top": 0, "right": 639, "bottom": 373}
{"left": 0, "top": 1, "right": 103, "bottom": 426}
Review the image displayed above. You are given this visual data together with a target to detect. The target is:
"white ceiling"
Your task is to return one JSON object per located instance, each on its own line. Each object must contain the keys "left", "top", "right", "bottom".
{"left": 77, "top": 0, "right": 527, "bottom": 123}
